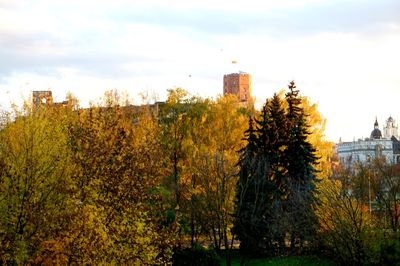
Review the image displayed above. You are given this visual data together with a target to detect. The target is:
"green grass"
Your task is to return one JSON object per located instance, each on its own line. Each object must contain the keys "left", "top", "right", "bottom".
{"left": 222, "top": 254, "right": 336, "bottom": 266}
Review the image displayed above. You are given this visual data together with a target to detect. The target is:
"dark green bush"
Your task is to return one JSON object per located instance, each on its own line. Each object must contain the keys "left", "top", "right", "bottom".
{"left": 379, "top": 234, "right": 400, "bottom": 265}
{"left": 172, "top": 244, "right": 220, "bottom": 266}
{"left": 319, "top": 229, "right": 400, "bottom": 265}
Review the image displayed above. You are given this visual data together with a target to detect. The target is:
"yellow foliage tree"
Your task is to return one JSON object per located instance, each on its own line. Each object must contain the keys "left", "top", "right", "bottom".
{"left": 65, "top": 91, "right": 175, "bottom": 264}
{"left": 0, "top": 103, "right": 75, "bottom": 264}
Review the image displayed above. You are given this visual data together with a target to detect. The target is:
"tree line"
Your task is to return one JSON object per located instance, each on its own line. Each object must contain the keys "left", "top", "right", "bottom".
{"left": 0, "top": 81, "right": 397, "bottom": 265}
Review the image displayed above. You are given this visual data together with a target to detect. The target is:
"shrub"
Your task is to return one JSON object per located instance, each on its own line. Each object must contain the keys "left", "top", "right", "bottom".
{"left": 172, "top": 244, "right": 220, "bottom": 266}
{"left": 378, "top": 232, "right": 400, "bottom": 265}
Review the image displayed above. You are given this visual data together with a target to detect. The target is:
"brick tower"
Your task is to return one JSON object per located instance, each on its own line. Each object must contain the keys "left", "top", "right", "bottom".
{"left": 223, "top": 72, "right": 252, "bottom": 104}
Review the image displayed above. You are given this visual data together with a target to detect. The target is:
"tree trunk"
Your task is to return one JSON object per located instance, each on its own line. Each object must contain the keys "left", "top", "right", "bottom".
{"left": 190, "top": 202, "right": 195, "bottom": 247}
{"left": 223, "top": 226, "right": 231, "bottom": 266}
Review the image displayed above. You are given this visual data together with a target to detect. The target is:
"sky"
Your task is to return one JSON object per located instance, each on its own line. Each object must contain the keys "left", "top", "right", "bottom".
{"left": 0, "top": 0, "right": 400, "bottom": 142}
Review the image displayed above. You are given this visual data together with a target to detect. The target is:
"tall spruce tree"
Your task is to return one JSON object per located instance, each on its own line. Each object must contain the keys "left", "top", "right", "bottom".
{"left": 284, "top": 81, "right": 318, "bottom": 250}
{"left": 234, "top": 115, "right": 272, "bottom": 255}
{"left": 263, "top": 94, "right": 290, "bottom": 251}
{"left": 235, "top": 82, "right": 318, "bottom": 256}
{"left": 235, "top": 97, "right": 287, "bottom": 255}
{"left": 267, "top": 94, "right": 289, "bottom": 194}
{"left": 254, "top": 102, "right": 279, "bottom": 251}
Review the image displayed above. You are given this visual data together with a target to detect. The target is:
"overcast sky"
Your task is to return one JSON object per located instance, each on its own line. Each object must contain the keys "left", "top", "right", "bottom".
{"left": 1, "top": 0, "right": 400, "bottom": 141}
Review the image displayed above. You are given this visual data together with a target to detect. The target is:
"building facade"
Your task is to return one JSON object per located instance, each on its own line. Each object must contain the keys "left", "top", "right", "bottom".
{"left": 223, "top": 72, "right": 252, "bottom": 104}
{"left": 338, "top": 117, "right": 400, "bottom": 167}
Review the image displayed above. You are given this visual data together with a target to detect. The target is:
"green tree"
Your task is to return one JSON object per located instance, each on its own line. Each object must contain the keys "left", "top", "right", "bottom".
{"left": 234, "top": 82, "right": 319, "bottom": 256}
{"left": 276, "top": 90, "right": 333, "bottom": 180}
{"left": 262, "top": 94, "right": 290, "bottom": 252}
{"left": 234, "top": 107, "right": 273, "bottom": 256}
{"left": 284, "top": 81, "right": 318, "bottom": 250}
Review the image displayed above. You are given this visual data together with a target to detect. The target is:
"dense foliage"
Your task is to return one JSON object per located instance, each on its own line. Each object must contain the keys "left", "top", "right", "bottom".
{"left": 0, "top": 94, "right": 175, "bottom": 264}
{"left": 316, "top": 159, "right": 400, "bottom": 265}
{"left": 0, "top": 89, "right": 251, "bottom": 264}
{"left": 5, "top": 83, "right": 396, "bottom": 265}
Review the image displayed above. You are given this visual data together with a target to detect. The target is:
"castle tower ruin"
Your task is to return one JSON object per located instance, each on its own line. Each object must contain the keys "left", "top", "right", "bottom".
{"left": 223, "top": 72, "right": 252, "bottom": 104}
{"left": 32, "top": 91, "right": 53, "bottom": 107}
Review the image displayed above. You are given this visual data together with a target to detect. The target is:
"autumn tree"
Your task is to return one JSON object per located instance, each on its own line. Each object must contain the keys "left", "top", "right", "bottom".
{"left": 159, "top": 88, "right": 208, "bottom": 247}
{"left": 160, "top": 91, "right": 248, "bottom": 263}
{"left": 159, "top": 88, "right": 192, "bottom": 209}
{"left": 301, "top": 97, "right": 333, "bottom": 180}
{"left": 65, "top": 91, "right": 175, "bottom": 264}
{"left": 316, "top": 176, "right": 375, "bottom": 265}
{"left": 0, "top": 90, "right": 176, "bottom": 264}
{"left": 0, "top": 103, "right": 75, "bottom": 264}
{"left": 192, "top": 95, "right": 247, "bottom": 265}
{"left": 369, "top": 159, "right": 400, "bottom": 232}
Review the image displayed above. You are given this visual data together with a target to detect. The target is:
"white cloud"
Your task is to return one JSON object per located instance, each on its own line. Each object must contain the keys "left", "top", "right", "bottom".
{"left": 72, "top": 0, "right": 329, "bottom": 11}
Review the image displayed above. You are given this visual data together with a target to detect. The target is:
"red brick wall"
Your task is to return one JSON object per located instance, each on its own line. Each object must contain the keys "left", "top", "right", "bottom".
{"left": 223, "top": 73, "right": 252, "bottom": 102}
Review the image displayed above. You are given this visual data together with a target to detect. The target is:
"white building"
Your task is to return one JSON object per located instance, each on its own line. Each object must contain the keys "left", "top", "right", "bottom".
{"left": 338, "top": 117, "right": 400, "bottom": 167}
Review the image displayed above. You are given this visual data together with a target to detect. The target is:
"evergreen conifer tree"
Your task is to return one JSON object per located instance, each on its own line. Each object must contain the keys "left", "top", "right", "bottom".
{"left": 284, "top": 81, "right": 318, "bottom": 250}
{"left": 234, "top": 116, "right": 272, "bottom": 255}
{"left": 267, "top": 94, "right": 289, "bottom": 193}
{"left": 235, "top": 82, "right": 318, "bottom": 256}
{"left": 263, "top": 94, "right": 290, "bottom": 251}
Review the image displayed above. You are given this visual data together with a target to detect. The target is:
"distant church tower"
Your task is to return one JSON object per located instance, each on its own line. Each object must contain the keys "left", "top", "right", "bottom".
{"left": 223, "top": 72, "right": 252, "bottom": 104}
{"left": 384, "top": 116, "right": 399, "bottom": 140}
{"left": 370, "top": 118, "right": 382, "bottom": 139}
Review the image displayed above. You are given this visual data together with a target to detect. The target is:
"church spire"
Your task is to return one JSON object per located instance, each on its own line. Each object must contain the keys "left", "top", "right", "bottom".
{"left": 384, "top": 115, "right": 398, "bottom": 139}
{"left": 371, "top": 117, "right": 382, "bottom": 139}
